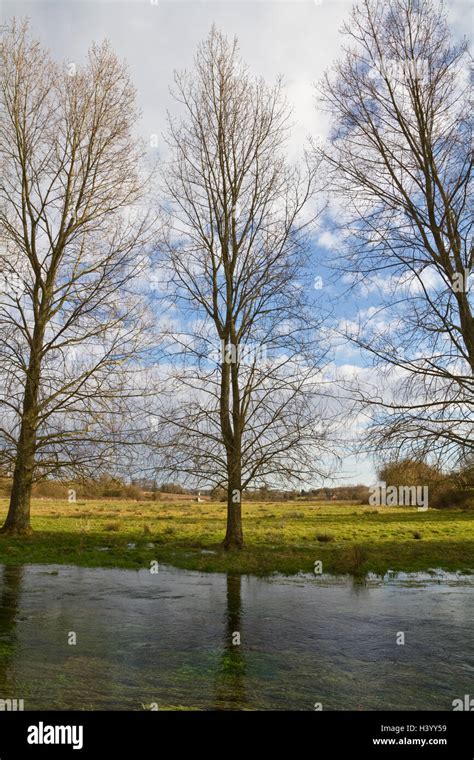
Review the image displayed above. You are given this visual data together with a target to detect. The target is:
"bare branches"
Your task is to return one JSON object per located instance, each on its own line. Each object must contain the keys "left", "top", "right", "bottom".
{"left": 0, "top": 19, "right": 155, "bottom": 532}
{"left": 317, "top": 0, "right": 473, "bottom": 467}
{"left": 152, "top": 29, "right": 334, "bottom": 547}
{"left": 153, "top": 27, "right": 331, "bottom": 547}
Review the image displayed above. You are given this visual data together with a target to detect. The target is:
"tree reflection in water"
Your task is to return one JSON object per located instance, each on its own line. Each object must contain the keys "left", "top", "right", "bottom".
{"left": 0, "top": 566, "right": 24, "bottom": 704}
{"left": 214, "top": 574, "right": 248, "bottom": 710}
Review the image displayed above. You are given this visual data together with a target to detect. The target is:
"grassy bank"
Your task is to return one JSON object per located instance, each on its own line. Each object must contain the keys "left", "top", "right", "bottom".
{"left": 0, "top": 498, "right": 473, "bottom": 576}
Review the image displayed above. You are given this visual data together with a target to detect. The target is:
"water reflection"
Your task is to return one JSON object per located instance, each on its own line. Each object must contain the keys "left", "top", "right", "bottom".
{"left": 0, "top": 565, "right": 24, "bottom": 701}
{"left": 350, "top": 575, "right": 369, "bottom": 596}
{"left": 0, "top": 564, "right": 472, "bottom": 710}
{"left": 214, "top": 575, "right": 248, "bottom": 709}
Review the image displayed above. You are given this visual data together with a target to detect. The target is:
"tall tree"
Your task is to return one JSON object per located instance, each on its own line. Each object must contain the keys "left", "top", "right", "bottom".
{"left": 0, "top": 20, "right": 152, "bottom": 534}
{"left": 317, "top": 0, "right": 473, "bottom": 467}
{"left": 158, "top": 28, "right": 332, "bottom": 549}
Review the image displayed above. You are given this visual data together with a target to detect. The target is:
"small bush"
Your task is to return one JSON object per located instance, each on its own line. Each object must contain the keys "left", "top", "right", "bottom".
{"left": 209, "top": 487, "right": 227, "bottom": 502}
{"left": 346, "top": 544, "right": 368, "bottom": 574}
{"left": 316, "top": 533, "right": 334, "bottom": 543}
{"left": 103, "top": 522, "right": 121, "bottom": 532}
{"left": 32, "top": 480, "right": 67, "bottom": 499}
{"left": 123, "top": 484, "right": 142, "bottom": 500}
{"left": 432, "top": 487, "right": 474, "bottom": 510}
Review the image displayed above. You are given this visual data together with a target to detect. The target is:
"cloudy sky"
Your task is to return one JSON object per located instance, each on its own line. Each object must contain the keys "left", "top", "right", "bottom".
{"left": 1, "top": 0, "right": 470, "bottom": 485}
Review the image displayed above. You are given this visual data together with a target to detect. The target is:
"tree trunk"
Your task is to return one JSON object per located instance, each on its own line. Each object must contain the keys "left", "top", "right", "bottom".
{"left": 1, "top": 430, "right": 36, "bottom": 535}
{"left": 455, "top": 289, "right": 474, "bottom": 375}
{"left": 1, "top": 332, "right": 43, "bottom": 536}
{"left": 223, "top": 454, "right": 244, "bottom": 550}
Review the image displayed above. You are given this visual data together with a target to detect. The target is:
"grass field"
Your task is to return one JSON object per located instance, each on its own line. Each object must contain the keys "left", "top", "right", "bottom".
{"left": 0, "top": 498, "right": 473, "bottom": 576}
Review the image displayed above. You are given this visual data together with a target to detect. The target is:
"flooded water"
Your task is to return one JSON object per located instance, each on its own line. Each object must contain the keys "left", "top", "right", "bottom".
{"left": 0, "top": 564, "right": 472, "bottom": 710}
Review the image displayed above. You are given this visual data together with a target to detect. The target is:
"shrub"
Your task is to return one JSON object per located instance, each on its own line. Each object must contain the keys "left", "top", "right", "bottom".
{"left": 343, "top": 544, "right": 368, "bottom": 575}
{"left": 376, "top": 458, "right": 458, "bottom": 508}
{"left": 433, "top": 487, "right": 474, "bottom": 510}
{"left": 316, "top": 533, "right": 334, "bottom": 543}
{"left": 123, "top": 484, "right": 142, "bottom": 500}
{"left": 378, "top": 459, "right": 443, "bottom": 490}
{"left": 32, "top": 480, "right": 67, "bottom": 498}
{"left": 103, "top": 522, "right": 121, "bottom": 531}
{"left": 209, "top": 487, "right": 227, "bottom": 502}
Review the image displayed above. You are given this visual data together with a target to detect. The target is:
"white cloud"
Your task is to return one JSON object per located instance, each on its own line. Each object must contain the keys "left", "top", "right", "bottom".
{"left": 317, "top": 229, "right": 340, "bottom": 250}
{"left": 1, "top": 0, "right": 349, "bottom": 160}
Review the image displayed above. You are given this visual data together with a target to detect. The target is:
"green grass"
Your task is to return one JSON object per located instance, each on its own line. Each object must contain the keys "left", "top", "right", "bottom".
{"left": 0, "top": 498, "right": 473, "bottom": 576}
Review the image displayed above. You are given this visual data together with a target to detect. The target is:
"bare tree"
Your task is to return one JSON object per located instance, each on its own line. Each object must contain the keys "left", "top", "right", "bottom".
{"left": 156, "top": 28, "right": 333, "bottom": 549}
{"left": 317, "top": 0, "right": 473, "bottom": 468}
{"left": 0, "top": 19, "right": 153, "bottom": 534}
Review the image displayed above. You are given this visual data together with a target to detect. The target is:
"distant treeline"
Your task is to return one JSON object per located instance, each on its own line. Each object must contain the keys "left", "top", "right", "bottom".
{"left": 0, "top": 476, "right": 143, "bottom": 501}
{"left": 209, "top": 485, "right": 372, "bottom": 502}
{"left": 0, "top": 458, "right": 472, "bottom": 508}
{"left": 0, "top": 476, "right": 369, "bottom": 502}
